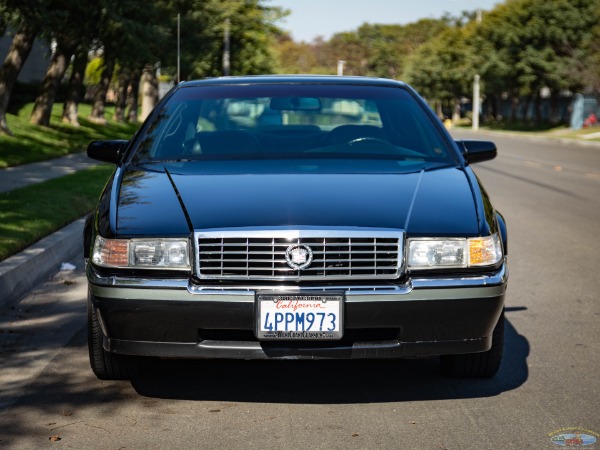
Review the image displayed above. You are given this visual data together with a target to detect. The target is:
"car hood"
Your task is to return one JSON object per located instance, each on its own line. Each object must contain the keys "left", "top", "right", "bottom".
{"left": 116, "top": 166, "right": 479, "bottom": 236}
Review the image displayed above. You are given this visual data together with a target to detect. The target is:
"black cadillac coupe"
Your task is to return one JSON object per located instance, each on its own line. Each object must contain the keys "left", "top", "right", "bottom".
{"left": 85, "top": 75, "right": 508, "bottom": 380}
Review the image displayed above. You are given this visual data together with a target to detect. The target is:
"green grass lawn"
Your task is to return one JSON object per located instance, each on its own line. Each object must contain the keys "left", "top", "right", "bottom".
{"left": 0, "top": 165, "right": 115, "bottom": 261}
{"left": 0, "top": 103, "right": 139, "bottom": 168}
{"left": 0, "top": 102, "right": 139, "bottom": 261}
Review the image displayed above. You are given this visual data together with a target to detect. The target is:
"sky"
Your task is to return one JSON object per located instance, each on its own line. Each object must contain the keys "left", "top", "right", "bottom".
{"left": 269, "top": 0, "right": 502, "bottom": 42}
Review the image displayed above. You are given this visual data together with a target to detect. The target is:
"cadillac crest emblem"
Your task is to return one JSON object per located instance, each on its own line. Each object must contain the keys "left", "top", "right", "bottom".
{"left": 285, "top": 244, "right": 313, "bottom": 270}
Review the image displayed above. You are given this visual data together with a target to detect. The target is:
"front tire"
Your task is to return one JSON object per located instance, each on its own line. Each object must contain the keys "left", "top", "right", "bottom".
{"left": 87, "top": 294, "right": 131, "bottom": 380}
{"left": 441, "top": 311, "right": 504, "bottom": 378}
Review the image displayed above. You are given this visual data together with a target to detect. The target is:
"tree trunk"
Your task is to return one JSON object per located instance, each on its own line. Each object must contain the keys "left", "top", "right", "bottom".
{"left": 549, "top": 91, "right": 560, "bottom": 124}
{"left": 435, "top": 100, "right": 443, "bottom": 120}
{"left": 452, "top": 97, "right": 461, "bottom": 124}
{"left": 522, "top": 95, "right": 532, "bottom": 123}
{"left": 112, "top": 68, "right": 129, "bottom": 122}
{"left": 89, "top": 56, "right": 116, "bottom": 124}
{"left": 30, "top": 44, "right": 73, "bottom": 126}
{"left": 493, "top": 93, "right": 502, "bottom": 122}
{"left": 140, "top": 65, "right": 158, "bottom": 122}
{"left": 62, "top": 48, "right": 88, "bottom": 126}
{"left": 534, "top": 91, "right": 542, "bottom": 125}
{"left": 126, "top": 69, "right": 140, "bottom": 123}
{"left": 483, "top": 94, "right": 491, "bottom": 123}
{"left": 510, "top": 96, "right": 519, "bottom": 123}
{"left": 0, "top": 23, "right": 39, "bottom": 135}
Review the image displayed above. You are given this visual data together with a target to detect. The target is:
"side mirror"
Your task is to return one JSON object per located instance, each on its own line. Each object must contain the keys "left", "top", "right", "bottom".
{"left": 456, "top": 140, "right": 497, "bottom": 164}
{"left": 87, "top": 140, "right": 128, "bottom": 164}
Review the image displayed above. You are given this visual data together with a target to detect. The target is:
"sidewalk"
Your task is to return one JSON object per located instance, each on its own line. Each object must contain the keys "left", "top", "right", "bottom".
{"left": 0, "top": 153, "right": 98, "bottom": 308}
{"left": 0, "top": 152, "right": 99, "bottom": 193}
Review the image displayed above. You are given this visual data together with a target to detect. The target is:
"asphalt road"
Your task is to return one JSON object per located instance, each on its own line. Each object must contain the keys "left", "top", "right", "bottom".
{"left": 1, "top": 133, "right": 599, "bottom": 449}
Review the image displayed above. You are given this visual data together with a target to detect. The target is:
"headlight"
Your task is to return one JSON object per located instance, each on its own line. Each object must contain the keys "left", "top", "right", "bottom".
{"left": 92, "top": 236, "right": 190, "bottom": 269}
{"left": 407, "top": 234, "right": 502, "bottom": 270}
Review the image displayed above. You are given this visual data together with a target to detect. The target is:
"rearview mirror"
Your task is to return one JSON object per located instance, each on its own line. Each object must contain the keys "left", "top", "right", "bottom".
{"left": 270, "top": 97, "right": 321, "bottom": 111}
{"left": 456, "top": 140, "right": 497, "bottom": 164}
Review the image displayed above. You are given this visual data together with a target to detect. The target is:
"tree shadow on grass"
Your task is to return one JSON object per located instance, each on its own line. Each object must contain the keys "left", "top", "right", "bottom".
{"left": 0, "top": 114, "right": 138, "bottom": 168}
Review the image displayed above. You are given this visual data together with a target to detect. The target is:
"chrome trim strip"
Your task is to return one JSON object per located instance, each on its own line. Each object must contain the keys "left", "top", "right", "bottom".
{"left": 88, "top": 262, "right": 507, "bottom": 298}
{"left": 195, "top": 227, "right": 406, "bottom": 239}
{"left": 413, "top": 262, "right": 507, "bottom": 288}
{"left": 188, "top": 284, "right": 412, "bottom": 295}
{"left": 87, "top": 266, "right": 190, "bottom": 289}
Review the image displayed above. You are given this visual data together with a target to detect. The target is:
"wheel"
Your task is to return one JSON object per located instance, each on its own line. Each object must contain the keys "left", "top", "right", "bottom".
{"left": 87, "top": 294, "right": 131, "bottom": 380}
{"left": 441, "top": 310, "right": 504, "bottom": 378}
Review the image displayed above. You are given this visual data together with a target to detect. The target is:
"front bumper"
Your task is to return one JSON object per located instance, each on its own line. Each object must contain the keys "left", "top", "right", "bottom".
{"left": 87, "top": 263, "right": 507, "bottom": 360}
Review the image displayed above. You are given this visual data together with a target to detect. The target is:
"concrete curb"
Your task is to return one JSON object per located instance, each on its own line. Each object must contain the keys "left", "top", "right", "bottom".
{"left": 0, "top": 218, "right": 85, "bottom": 311}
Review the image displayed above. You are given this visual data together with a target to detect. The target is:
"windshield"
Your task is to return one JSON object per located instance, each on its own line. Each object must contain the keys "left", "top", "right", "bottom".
{"left": 131, "top": 84, "right": 457, "bottom": 173}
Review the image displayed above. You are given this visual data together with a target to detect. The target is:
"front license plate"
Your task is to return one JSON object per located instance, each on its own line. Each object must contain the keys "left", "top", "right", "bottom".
{"left": 256, "top": 293, "right": 343, "bottom": 340}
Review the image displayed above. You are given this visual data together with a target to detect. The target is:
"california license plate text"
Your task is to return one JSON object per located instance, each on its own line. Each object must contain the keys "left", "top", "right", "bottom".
{"left": 257, "top": 294, "right": 342, "bottom": 339}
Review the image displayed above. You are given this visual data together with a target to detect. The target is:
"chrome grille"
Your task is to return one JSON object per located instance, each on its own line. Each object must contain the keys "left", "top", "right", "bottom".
{"left": 195, "top": 229, "right": 404, "bottom": 281}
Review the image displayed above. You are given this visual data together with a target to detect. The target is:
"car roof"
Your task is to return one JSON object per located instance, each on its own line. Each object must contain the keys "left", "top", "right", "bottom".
{"left": 179, "top": 75, "right": 407, "bottom": 88}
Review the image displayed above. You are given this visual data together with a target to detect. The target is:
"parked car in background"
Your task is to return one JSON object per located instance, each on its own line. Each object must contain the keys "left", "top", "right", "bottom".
{"left": 85, "top": 75, "right": 507, "bottom": 380}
